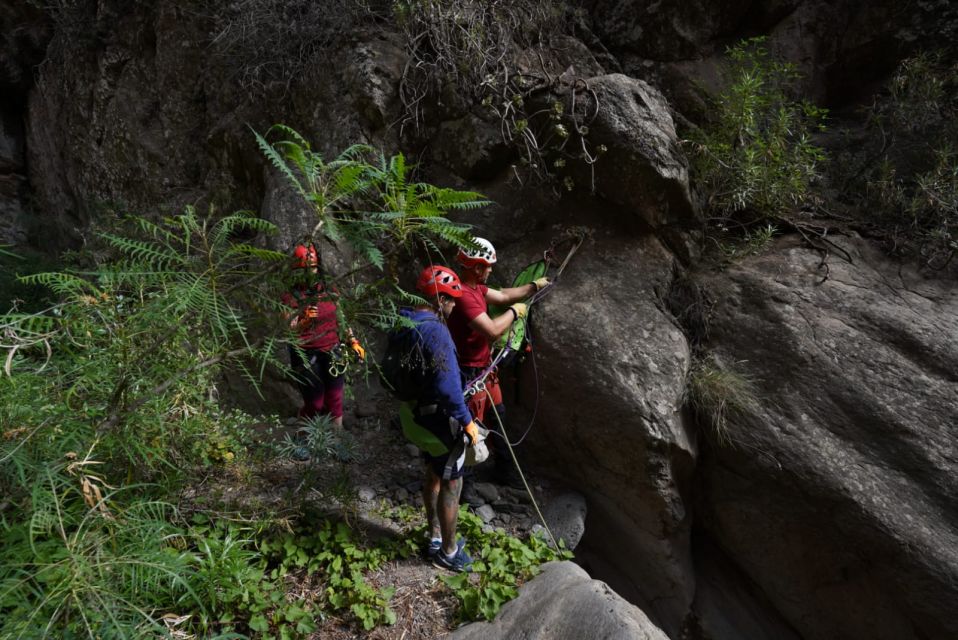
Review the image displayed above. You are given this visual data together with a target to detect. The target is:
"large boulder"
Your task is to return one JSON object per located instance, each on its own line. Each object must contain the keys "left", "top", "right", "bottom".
{"left": 695, "top": 235, "right": 958, "bottom": 640}
{"left": 509, "top": 228, "right": 695, "bottom": 635}
{"left": 574, "top": 74, "right": 696, "bottom": 232}
{"left": 449, "top": 561, "right": 670, "bottom": 640}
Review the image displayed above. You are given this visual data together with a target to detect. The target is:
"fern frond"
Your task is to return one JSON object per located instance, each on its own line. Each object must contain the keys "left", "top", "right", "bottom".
{"left": 19, "top": 272, "right": 101, "bottom": 298}
{"left": 252, "top": 128, "right": 308, "bottom": 199}
{"left": 266, "top": 124, "right": 313, "bottom": 149}
{"left": 220, "top": 244, "right": 287, "bottom": 262}
{"left": 100, "top": 234, "right": 186, "bottom": 270}
{"left": 209, "top": 211, "right": 277, "bottom": 248}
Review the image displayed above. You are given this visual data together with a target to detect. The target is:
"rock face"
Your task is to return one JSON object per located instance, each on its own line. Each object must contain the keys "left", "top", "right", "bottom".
{"left": 0, "top": 107, "right": 28, "bottom": 245}
{"left": 449, "top": 561, "right": 670, "bottom": 640}
{"left": 586, "top": 0, "right": 914, "bottom": 114}
{"left": 516, "top": 228, "right": 695, "bottom": 635}
{"left": 695, "top": 236, "right": 958, "bottom": 640}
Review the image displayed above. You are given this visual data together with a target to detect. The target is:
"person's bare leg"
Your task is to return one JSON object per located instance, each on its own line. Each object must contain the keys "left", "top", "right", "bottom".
{"left": 422, "top": 465, "right": 441, "bottom": 540}
{"left": 438, "top": 476, "right": 463, "bottom": 556}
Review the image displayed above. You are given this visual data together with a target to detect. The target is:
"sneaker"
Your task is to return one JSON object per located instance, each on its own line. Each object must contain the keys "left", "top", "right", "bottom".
{"left": 434, "top": 540, "right": 473, "bottom": 573}
{"left": 423, "top": 537, "right": 442, "bottom": 560}
{"left": 426, "top": 537, "right": 462, "bottom": 560}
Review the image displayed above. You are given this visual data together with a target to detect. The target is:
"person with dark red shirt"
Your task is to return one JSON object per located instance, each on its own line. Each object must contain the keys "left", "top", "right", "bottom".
{"left": 447, "top": 237, "right": 548, "bottom": 481}
{"left": 283, "top": 244, "right": 364, "bottom": 428}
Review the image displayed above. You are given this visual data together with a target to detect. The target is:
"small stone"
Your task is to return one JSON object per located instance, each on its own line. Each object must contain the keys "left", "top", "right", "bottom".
{"left": 406, "top": 444, "right": 421, "bottom": 458}
{"left": 543, "top": 492, "right": 588, "bottom": 550}
{"left": 394, "top": 487, "right": 409, "bottom": 502}
{"left": 475, "top": 482, "right": 500, "bottom": 503}
{"left": 358, "top": 486, "right": 377, "bottom": 502}
{"left": 476, "top": 504, "right": 497, "bottom": 523}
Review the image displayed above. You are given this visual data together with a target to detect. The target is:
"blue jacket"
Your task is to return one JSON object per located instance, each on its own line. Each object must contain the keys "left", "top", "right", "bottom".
{"left": 400, "top": 308, "right": 473, "bottom": 427}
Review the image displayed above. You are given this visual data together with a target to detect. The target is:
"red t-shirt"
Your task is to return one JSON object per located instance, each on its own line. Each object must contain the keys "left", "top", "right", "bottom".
{"left": 447, "top": 282, "right": 490, "bottom": 367}
{"left": 282, "top": 285, "right": 340, "bottom": 351}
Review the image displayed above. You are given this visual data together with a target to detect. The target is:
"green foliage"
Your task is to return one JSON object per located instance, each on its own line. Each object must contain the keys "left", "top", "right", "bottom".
{"left": 848, "top": 52, "right": 958, "bottom": 268}
{"left": 691, "top": 37, "right": 827, "bottom": 219}
{"left": 718, "top": 223, "right": 779, "bottom": 262}
{"left": 440, "top": 509, "right": 571, "bottom": 621}
{"left": 186, "top": 514, "right": 323, "bottom": 639}
{"left": 0, "top": 128, "right": 490, "bottom": 637}
{"left": 0, "top": 477, "right": 198, "bottom": 639}
{"left": 260, "top": 520, "right": 418, "bottom": 632}
{"left": 687, "top": 357, "right": 758, "bottom": 446}
{"left": 257, "top": 125, "right": 485, "bottom": 262}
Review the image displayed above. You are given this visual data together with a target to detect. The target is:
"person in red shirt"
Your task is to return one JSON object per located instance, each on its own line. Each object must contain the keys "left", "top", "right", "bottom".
{"left": 283, "top": 244, "right": 364, "bottom": 428}
{"left": 447, "top": 237, "right": 548, "bottom": 481}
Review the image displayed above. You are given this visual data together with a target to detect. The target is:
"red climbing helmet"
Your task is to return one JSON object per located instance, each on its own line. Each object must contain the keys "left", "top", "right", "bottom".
{"left": 457, "top": 237, "right": 497, "bottom": 268}
{"left": 416, "top": 265, "right": 463, "bottom": 299}
{"left": 292, "top": 244, "right": 318, "bottom": 268}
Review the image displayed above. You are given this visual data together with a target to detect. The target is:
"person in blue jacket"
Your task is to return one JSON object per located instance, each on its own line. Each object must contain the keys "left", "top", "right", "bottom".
{"left": 401, "top": 265, "right": 479, "bottom": 572}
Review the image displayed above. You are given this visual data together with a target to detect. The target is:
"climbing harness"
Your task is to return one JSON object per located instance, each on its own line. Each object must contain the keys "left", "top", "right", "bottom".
{"left": 327, "top": 344, "right": 349, "bottom": 377}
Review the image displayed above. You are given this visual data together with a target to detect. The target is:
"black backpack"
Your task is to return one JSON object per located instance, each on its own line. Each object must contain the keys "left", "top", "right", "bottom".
{"left": 379, "top": 319, "right": 438, "bottom": 401}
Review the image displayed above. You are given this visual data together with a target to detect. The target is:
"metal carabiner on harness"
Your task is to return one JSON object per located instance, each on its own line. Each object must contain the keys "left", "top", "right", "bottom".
{"left": 327, "top": 344, "right": 349, "bottom": 377}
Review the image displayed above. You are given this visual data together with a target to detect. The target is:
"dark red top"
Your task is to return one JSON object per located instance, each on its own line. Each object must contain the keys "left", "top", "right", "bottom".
{"left": 282, "top": 284, "right": 340, "bottom": 352}
{"left": 447, "top": 282, "right": 490, "bottom": 367}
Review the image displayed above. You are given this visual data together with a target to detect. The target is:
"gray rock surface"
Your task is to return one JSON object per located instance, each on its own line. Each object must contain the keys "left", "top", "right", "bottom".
{"left": 474, "top": 482, "right": 500, "bottom": 504}
{"left": 542, "top": 492, "right": 588, "bottom": 550}
{"left": 520, "top": 228, "right": 696, "bottom": 635}
{"left": 696, "top": 236, "right": 958, "bottom": 640}
{"left": 540, "top": 73, "right": 696, "bottom": 235}
{"left": 476, "top": 504, "right": 497, "bottom": 524}
{"left": 449, "top": 561, "right": 670, "bottom": 640}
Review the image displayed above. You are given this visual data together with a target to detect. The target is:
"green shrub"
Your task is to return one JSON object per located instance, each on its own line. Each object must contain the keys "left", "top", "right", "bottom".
{"left": 690, "top": 37, "right": 828, "bottom": 221}
{"left": 850, "top": 52, "right": 958, "bottom": 268}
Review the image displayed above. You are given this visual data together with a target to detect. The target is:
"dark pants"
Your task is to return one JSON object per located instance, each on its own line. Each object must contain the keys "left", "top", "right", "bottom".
{"left": 290, "top": 346, "right": 345, "bottom": 419}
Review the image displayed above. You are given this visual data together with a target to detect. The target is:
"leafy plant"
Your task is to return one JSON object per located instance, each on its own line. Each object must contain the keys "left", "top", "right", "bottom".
{"left": 846, "top": 52, "right": 958, "bottom": 269}
{"left": 440, "top": 509, "right": 571, "bottom": 621}
{"left": 718, "top": 223, "right": 779, "bottom": 262}
{"left": 261, "top": 520, "right": 417, "bottom": 631}
{"left": 690, "top": 37, "right": 828, "bottom": 221}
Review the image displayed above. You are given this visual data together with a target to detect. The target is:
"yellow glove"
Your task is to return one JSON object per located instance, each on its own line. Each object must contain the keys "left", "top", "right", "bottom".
{"left": 463, "top": 421, "right": 479, "bottom": 446}
{"left": 348, "top": 338, "right": 365, "bottom": 361}
{"left": 532, "top": 277, "right": 551, "bottom": 292}
{"left": 509, "top": 303, "right": 527, "bottom": 320}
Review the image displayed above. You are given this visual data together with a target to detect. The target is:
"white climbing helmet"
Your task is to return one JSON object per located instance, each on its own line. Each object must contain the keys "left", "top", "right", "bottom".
{"left": 457, "top": 237, "right": 497, "bottom": 268}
